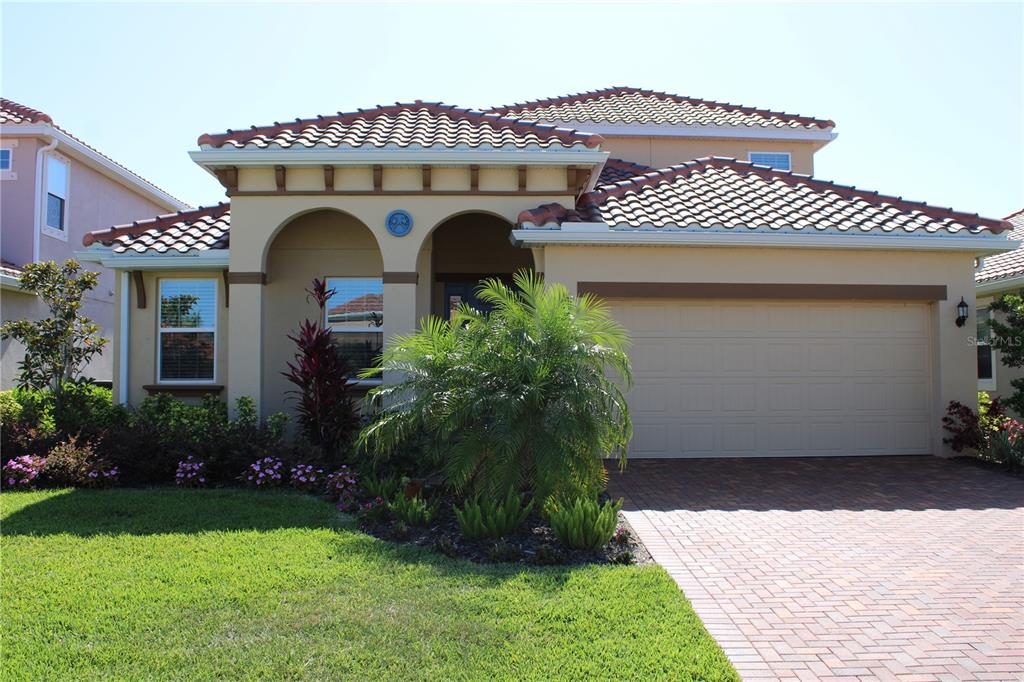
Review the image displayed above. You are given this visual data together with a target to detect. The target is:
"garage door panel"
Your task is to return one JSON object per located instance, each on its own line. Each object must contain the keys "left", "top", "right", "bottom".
{"left": 610, "top": 299, "right": 933, "bottom": 458}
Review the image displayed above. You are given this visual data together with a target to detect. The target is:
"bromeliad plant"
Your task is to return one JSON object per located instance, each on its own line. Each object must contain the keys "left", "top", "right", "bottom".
{"left": 455, "top": 489, "right": 533, "bottom": 540}
{"left": 282, "top": 279, "right": 360, "bottom": 464}
{"left": 358, "top": 270, "right": 632, "bottom": 503}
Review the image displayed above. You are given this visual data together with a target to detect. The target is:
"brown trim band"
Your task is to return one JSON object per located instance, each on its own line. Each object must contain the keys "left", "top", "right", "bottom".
{"left": 227, "top": 271, "right": 267, "bottom": 285}
{"left": 578, "top": 282, "right": 948, "bottom": 301}
{"left": 383, "top": 271, "right": 418, "bottom": 284}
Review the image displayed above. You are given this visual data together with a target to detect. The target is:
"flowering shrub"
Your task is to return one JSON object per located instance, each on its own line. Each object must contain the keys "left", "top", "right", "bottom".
{"left": 289, "top": 463, "right": 325, "bottom": 492}
{"left": 3, "top": 455, "right": 45, "bottom": 489}
{"left": 175, "top": 456, "right": 208, "bottom": 488}
{"left": 358, "top": 496, "right": 389, "bottom": 524}
{"left": 325, "top": 466, "right": 359, "bottom": 510}
{"left": 941, "top": 393, "right": 1007, "bottom": 453}
{"left": 242, "top": 456, "right": 285, "bottom": 487}
{"left": 84, "top": 463, "right": 120, "bottom": 489}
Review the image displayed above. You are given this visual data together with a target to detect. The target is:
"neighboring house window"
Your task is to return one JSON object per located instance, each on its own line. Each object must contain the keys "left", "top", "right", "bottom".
{"left": 158, "top": 279, "right": 217, "bottom": 382}
{"left": 977, "top": 307, "right": 996, "bottom": 390}
{"left": 749, "top": 152, "right": 791, "bottom": 171}
{"left": 0, "top": 149, "right": 11, "bottom": 171}
{"left": 45, "top": 154, "right": 69, "bottom": 233}
{"left": 324, "top": 276, "right": 384, "bottom": 372}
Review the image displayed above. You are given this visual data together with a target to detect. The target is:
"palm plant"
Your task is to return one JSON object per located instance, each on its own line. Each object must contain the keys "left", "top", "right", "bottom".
{"left": 358, "top": 270, "right": 632, "bottom": 503}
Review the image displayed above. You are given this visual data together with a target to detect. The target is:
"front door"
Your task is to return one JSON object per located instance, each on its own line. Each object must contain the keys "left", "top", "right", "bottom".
{"left": 443, "top": 281, "right": 493, "bottom": 319}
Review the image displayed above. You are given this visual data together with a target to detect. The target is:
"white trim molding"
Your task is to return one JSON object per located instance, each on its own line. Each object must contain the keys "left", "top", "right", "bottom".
{"left": 76, "top": 248, "right": 230, "bottom": 270}
{"left": 512, "top": 225, "right": 1017, "bottom": 254}
{"left": 6, "top": 123, "right": 188, "bottom": 212}
{"left": 976, "top": 274, "right": 1024, "bottom": 296}
{"left": 535, "top": 121, "right": 836, "bottom": 142}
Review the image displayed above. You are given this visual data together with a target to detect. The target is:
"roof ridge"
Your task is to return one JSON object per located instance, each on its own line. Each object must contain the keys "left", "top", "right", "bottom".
{"left": 487, "top": 86, "right": 835, "bottom": 129}
{"left": 197, "top": 101, "right": 603, "bottom": 149}
{"left": 579, "top": 157, "right": 1011, "bottom": 233}
{"left": 0, "top": 97, "right": 53, "bottom": 124}
{"left": 1004, "top": 207, "right": 1024, "bottom": 222}
{"left": 83, "top": 202, "right": 230, "bottom": 247}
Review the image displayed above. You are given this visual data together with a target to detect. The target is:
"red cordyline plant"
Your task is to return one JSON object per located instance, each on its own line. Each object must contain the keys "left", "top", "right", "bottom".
{"left": 282, "top": 279, "right": 360, "bottom": 463}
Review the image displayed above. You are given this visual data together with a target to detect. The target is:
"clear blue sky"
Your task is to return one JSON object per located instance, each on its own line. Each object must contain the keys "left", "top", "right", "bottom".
{"left": 3, "top": 2, "right": 1021, "bottom": 219}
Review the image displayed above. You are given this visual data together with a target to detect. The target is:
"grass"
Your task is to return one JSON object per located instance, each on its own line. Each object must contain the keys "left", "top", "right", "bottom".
{"left": 1, "top": 488, "right": 738, "bottom": 681}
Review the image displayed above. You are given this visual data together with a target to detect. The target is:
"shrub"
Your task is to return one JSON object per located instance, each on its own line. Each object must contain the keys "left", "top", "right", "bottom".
{"left": 360, "top": 270, "right": 632, "bottom": 503}
{"left": 42, "top": 438, "right": 116, "bottom": 488}
{"left": 289, "top": 463, "right": 325, "bottom": 492}
{"left": 282, "top": 279, "right": 360, "bottom": 465}
{"left": 242, "top": 456, "right": 285, "bottom": 487}
{"left": 361, "top": 472, "right": 400, "bottom": 501}
{"left": 175, "top": 456, "right": 208, "bottom": 488}
{"left": 3, "top": 455, "right": 45, "bottom": 489}
{"left": 547, "top": 497, "right": 623, "bottom": 551}
{"left": 0, "top": 391, "right": 23, "bottom": 426}
{"left": 942, "top": 393, "right": 1007, "bottom": 453}
{"left": 358, "top": 496, "right": 389, "bottom": 525}
{"left": 388, "top": 492, "right": 437, "bottom": 527}
{"left": 988, "top": 420, "right": 1024, "bottom": 471}
{"left": 454, "top": 489, "right": 533, "bottom": 540}
{"left": 325, "top": 466, "right": 359, "bottom": 510}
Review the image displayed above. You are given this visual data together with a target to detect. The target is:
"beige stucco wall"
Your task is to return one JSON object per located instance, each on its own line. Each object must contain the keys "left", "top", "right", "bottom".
{"left": 117, "top": 270, "right": 229, "bottom": 407}
{"left": 599, "top": 136, "right": 818, "bottom": 174}
{"left": 541, "top": 244, "right": 979, "bottom": 457}
{"left": 261, "top": 210, "right": 383, "bottom": 417}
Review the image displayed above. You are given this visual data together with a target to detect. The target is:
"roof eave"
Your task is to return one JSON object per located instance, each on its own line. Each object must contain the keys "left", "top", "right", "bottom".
{"left": 976, "top": 273, "right": 1024, "bottom": 295}
{"left": 518, "top": 121, "right": 837, "bottom": 143}
{"left": 189, "top": 147, "right": 610, "bottom": 169}
{"left": 76, "top": 247, "right": 230, "bottom": 270}
{"left": 5, "top": 123, "right": 189, "bottom": 212}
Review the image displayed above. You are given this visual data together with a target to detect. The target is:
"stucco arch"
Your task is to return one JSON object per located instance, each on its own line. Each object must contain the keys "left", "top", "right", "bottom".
{"left": 260, "top": 206, "right": 383, "bottom": 274}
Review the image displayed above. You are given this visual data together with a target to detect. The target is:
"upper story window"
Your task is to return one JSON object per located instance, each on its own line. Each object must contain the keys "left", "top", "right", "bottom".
{"left": 324, "top": 276, "right": 384, "bottom": 371}
{"left": 749, "top": 152, "right": 791, "bottom": 171}
{"left": 45, "top": 154, "right": 69, "bottom": 234}
{"left": 158, "top": 279, "right": 217, "bottom": 382}
{"left": 0, "top": 149, "right": 11, "bottom": 171}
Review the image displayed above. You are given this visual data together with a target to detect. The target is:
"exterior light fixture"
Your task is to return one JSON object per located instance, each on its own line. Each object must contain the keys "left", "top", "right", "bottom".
{"left": 955, "top": 297, "right": 969, "bottom": 328}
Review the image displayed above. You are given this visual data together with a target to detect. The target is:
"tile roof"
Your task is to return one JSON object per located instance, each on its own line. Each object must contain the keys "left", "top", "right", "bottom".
{"left": 488, "top": 87, "right": 834, "bottom": 130}
{"left": 518, "top": 158, "right": 1010, "bottom": 236}
{"left": 197, "top": 102, "right": 602, "bottom": 150}
{"left": 1, "top": 98, "right": 188, "bottom": 209}
{"left": 83, "top": 203, "right": 230, "bottom": 254}
{"left": 0, "top": 99, "right": 52, "bottom": 124}
{"left": 976, "top": 209, "right": 1024, "bottom": 284}
{"left": 0, "top": 260, "right": 24, "bottom": 279}
{"left": 597, "top": 158, "right": 653, "bottom": 186}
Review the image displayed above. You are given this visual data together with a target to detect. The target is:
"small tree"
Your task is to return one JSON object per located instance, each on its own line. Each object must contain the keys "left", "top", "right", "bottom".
{"left": 358, "top": 270, "right": 633, "bottom": 503}
{"left": 282, "top": 279, "right": 360, "bottom": 463}
{"left": 988, "top": 291, "right": 1024, "bottom": 413}
{"left": 0, "top": 259, "right": 107, "bottom": 411}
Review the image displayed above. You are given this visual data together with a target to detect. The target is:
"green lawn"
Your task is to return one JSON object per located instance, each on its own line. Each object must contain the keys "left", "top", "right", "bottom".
{"left": 1, "top": 488, "right": 737, "bottom": 681}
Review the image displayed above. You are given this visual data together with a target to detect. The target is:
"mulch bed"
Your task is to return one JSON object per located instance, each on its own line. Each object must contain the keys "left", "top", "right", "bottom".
{"left": 951, "top": 455, "right": 1024, "bottom": 479}
{"left": 356, "top": 493, "right": 653, "bottom": 567}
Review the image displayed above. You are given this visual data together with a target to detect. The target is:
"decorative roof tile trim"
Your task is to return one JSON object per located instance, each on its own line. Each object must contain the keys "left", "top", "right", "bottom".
{"left": 976, "top": 209, "right": 1024, "bottom": 284}
{"left": 597, "top": 158, "right": 654, "bottom": 186}
{"left": 519, "top": 158, "right": 1011, "bottom": 235}
{"left": 0, "top": 260, "right": 25, "bottom": 278}
{"left": 0, "top": 98, "right": 53, "bottom": 124}
{"left": 488, "top": 86, "right": 835, "bottom": 130}
{"left": 84, "top": 203, "right": 230, "bottom": 254}
{"left": 1, "top": 98, "right": 189, "bottom": 209}
{"left": 197, "top": 101, "right": 603, "bottom": 150}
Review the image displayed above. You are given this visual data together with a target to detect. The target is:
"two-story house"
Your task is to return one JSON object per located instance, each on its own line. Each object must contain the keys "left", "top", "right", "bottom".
{"left": 80, "top": 87, "right": 1013, "bottom": 458}
{"left": 0, "top": 98, "right": 189, "bottom": 388}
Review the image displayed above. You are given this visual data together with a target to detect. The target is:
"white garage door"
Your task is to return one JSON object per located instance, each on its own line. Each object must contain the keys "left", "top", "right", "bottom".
{"left": 609, "top": 300, "right": 934, "bottom": 458}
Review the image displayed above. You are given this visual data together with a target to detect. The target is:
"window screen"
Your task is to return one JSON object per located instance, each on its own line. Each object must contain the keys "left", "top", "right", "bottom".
{"left": 46, "top": 155, "right": 68, "bottom": 231}
{"left": 159, "top": 279, "right": 217, "bottom": 381}
{"left": 977, "top": 308, "right": 994, "bottom": 381}
{"left": 0, "top": 149, "right": 11, "bottom": 171}
{"left": 749, "top": 152, "right": 791, "bottom": 171}
{"left": 325, "top": 277, "right": 384, "bottom": 370}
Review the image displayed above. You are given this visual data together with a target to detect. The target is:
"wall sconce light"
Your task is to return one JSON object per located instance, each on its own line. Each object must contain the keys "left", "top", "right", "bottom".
{"left": 955, "top": 297, "right": 969, "bottom": 327}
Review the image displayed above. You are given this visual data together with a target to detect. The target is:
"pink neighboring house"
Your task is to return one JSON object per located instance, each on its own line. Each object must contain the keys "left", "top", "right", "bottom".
{"left": 0, "top": 98, "right": 189, "bottom": 388}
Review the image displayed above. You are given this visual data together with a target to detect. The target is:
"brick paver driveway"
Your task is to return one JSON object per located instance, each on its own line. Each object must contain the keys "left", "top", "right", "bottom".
{"left": 609, "top": 456, "right": 1024, "bottom": 681}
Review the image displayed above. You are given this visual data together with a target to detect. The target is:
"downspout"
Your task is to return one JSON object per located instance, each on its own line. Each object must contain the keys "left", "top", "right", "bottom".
{"left": 33, "top": 134, "right": 58, "bottom": 262}
{"left": 118, "top": 270, "right": 130, "bottom": 405}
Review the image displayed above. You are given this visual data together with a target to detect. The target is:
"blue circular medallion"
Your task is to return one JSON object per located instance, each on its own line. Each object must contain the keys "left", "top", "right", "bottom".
{"left": 385, "top": 209, "right": 413, "bottom": 237}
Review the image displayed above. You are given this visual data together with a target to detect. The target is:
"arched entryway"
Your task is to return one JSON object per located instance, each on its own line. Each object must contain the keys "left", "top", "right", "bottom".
{"left": 425, "top": 212, "right": 534, "bottom": 319}
{"left": 262, "top": 209, "right": 383, "bottom": 416}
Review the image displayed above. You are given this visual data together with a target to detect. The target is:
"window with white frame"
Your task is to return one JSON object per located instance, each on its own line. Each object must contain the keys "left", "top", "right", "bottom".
{"left": 324, "top": 277, "right": 383, "bottom": 371}
{"left": 977, "top": 307, "right": 996, "bottom": 389}
{"left": 45, "top": 154, "right": 69, "bottom": 232}
{"left": 158, "top": 279, "right": 217, "bottom": 382}
{"left": 0, "top": 149, "right": 11, "bottom": 171}
{"left": 749, "top": 152, "right": 791, "bottom": 171}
